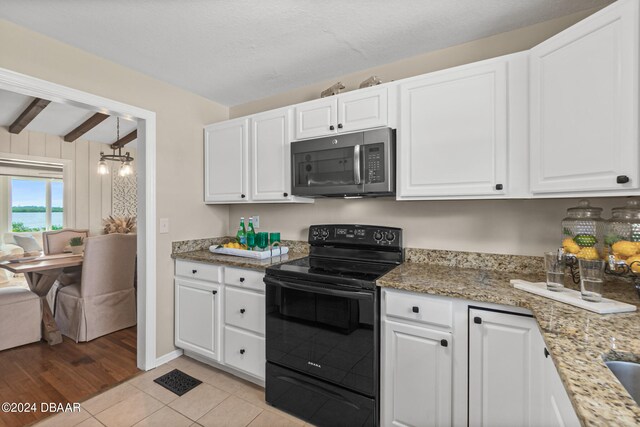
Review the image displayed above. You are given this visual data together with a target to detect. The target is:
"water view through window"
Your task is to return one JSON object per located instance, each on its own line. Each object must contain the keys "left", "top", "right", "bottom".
{"left": 11, "top": 178, "right": 64, "bottom": 232}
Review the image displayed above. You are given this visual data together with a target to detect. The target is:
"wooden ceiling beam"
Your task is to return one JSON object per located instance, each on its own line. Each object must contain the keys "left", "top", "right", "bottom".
{"left": 111, "top": 130, "right": 137, "bottom": 149}
{"left": 64, "top": 112, "right": 109, "bottom": 142}
{"left": 9, "top": 98, "right": 51, "bottom": 134}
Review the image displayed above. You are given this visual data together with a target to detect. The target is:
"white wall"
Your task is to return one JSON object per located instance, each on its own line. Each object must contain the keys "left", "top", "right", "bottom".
{"left": 227, "top": 6, "right": 628, "bottom": 257}
{"left": 0, "top": 127, "right": 133, "bottom": 235}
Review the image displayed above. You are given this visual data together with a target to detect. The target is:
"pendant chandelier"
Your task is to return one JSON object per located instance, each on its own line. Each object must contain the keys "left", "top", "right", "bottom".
{"left": 97, "top": 117, "right": 134, "bottom": 176}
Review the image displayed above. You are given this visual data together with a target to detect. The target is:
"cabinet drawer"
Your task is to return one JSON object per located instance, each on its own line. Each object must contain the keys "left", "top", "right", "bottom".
{"left": 225, "top": 267, "right": 264, "bottom": 291}
{"left": 225, "top": 287, "right": 265, "bottom": 335}
{"left": 224, "top": 327, "right": 265, "bottom": 379}
{"left": 384, "top": 289, "right": 453, "bottom": 329}
{"left": 175, "top": 260, "right": 222, "bottom": 283}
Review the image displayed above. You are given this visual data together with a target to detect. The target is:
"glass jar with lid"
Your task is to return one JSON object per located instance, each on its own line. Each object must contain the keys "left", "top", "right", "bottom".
{"left": 605, "top": 199, "right": 640, "bottom": 266}
{"left": 561, "top": 199, "right": 604, "bottom": 260}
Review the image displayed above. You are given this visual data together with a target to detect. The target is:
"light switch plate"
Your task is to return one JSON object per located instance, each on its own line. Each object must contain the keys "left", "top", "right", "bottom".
{"left": 159, "top": 218, "right": 169, "bottom": 234}
{"left": 253, "top": 216, "right": 260, "bottom": 228}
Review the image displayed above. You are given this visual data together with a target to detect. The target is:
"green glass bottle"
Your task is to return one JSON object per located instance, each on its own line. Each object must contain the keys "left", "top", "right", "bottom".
{"left": 247, "top": 217, "right": 256, "bottom": 250}
{"left": 236, "top": 217, "right": 247, "bottom": 246}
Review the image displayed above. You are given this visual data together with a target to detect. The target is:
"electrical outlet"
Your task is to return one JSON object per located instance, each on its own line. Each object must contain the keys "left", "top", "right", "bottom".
{"left": 253, "top": 216, "right": 260, "bottom": 228}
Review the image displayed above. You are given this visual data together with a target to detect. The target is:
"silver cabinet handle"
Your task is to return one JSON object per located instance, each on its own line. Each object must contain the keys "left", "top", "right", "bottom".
{"left": 353, "top": 144, "right": 361, "bottom": 185}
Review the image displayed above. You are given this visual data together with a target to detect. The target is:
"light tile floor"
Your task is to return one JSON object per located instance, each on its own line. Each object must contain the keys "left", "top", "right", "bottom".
{"left": 34, "top": 355, "right": 312, "bottom": 427}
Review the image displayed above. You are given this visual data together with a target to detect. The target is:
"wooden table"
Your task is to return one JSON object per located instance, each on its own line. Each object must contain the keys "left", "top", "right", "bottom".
{"left": 0, "top": 254, "right": 83, "bottom": 345}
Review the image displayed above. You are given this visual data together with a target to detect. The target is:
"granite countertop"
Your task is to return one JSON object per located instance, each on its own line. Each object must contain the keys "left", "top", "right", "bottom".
{"left": 172, "top": 249, "right": 308, "bottom": 271}
{"left": 378, "top": 262, "right": 640, "bottom": 427}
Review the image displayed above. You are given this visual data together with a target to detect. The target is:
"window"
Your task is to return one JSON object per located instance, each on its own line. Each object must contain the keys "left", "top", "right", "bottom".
{"left": 10, "top": 178, "right": 64, "bottom": 232}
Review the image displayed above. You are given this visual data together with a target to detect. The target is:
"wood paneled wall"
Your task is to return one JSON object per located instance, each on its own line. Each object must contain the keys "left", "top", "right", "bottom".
{"left": 0, "top": 127, "right": 135, "bottom": 234}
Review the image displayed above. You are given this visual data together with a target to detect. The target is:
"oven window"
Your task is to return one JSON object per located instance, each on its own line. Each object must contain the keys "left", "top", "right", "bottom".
{"left": 294, "top": 147, "right": 357, "bottom": 188}
{"left": 266, "top": 284, "right": 375, "bottom": 396}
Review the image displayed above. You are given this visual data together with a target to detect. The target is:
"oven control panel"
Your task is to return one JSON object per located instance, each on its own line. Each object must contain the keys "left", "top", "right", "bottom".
{"left": 309, "top": 224, "right": 402, "bottom": 248}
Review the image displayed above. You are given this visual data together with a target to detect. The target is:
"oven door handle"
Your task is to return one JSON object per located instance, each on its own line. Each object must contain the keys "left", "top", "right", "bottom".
{"left": 264, "top": 276, "right": 373, "bottom": 300}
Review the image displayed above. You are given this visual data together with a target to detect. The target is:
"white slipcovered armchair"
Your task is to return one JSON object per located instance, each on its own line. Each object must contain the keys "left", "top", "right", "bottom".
{"left": 0, "top": 232, "right": 43, "bottom": 284}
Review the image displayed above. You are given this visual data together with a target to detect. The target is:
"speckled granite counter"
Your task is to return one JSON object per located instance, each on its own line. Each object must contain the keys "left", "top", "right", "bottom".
{"left": 378, "top": 262, "right": 640, "bottom": 427}
{"left": 172, "top": 249, "right": 308, "bottom": 271}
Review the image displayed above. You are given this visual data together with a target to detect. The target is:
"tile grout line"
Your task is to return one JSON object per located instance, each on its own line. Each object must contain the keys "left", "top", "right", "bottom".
{"left": 191, "top": 393, "right": 233, "bottom": 423}
{"left": 129, "top": 403, "right": 166, "bottom": 427}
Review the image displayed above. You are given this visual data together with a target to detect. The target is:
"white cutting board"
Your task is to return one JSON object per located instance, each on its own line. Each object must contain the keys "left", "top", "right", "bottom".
{"left": 511, "top": 279, "right": 637, "bottom": 314}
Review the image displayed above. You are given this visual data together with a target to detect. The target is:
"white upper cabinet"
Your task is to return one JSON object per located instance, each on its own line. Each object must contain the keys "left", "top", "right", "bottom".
{"left": 250, "top": 108, "right": 293, "bottom": 201}
{"left": 530, "top": 0, "right": 639, "bottom": 194}
{"left": 294, "top": 97, "right": 337, "bottom": 140}
{"left": 398, "top": 54, "right": 526, "bottom": 199}
{"left": 204, "top": 118, "right": 249, "bottom": 203}
{"left": 205, "top": 110, "right": 312, "bottom": 204}
{"left": 338, "top": 87, "right": 389, "bottom": 133}
{"left": 294, "top": 86, "right": 391, "bottom": 140}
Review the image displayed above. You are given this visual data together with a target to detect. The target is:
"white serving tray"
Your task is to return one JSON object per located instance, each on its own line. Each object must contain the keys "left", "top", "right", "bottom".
{"left": 209, "top": 246, "right": 289, "bottom": 260}
{"left": 511, "top": 279, "right": 637, "bottom": 314}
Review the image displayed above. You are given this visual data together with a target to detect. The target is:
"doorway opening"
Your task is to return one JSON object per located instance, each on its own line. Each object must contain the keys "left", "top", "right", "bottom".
{"left": 0, "top": 68, "right": 156, "bottom": 426}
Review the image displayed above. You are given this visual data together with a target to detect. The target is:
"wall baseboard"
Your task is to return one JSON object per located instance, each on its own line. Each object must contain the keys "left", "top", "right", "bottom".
{"left": 155, "top": 349, "right": 184, "bottom": 366}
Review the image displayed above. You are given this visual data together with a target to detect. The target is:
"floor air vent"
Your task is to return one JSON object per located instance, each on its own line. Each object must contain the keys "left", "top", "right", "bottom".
{"left": 153, "top": 369, "right": 202, "bottom": 396}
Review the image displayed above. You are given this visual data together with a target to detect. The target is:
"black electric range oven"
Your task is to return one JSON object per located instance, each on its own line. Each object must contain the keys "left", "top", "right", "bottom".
{"left": 264, "top": 224, "right": 403, "bottom": 427}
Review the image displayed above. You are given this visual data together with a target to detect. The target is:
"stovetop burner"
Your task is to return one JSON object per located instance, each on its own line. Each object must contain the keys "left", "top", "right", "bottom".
{"left": 267, "top": 256, "right": 398, "bottom": 289}
{"left": 266, "top": 224, "right": 403, "bottom": 290}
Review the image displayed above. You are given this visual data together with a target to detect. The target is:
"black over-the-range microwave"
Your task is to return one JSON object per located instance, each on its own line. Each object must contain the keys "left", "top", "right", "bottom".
{"left": 290, "top": 128, "right": 396, "bottom": 198}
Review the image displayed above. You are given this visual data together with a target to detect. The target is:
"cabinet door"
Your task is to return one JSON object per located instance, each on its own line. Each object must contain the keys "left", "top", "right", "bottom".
{"left": 294, "top": 98, "right": 337, "bottom": 140}
{"left": 398, "top": 58, "right": 509, "bottom": 198}
{"left": 204, "top": 118, "right": 249, "bottom": 203}
{"left": 251, "top": 108, "right": 292, "bottom": 201}
{"left": 468, "top": 309, "right": 538, "bottom": 427}
{"left": 382, "top": 320, "right": 452, "bottom": 427}
{"left": 530, "top": 0, "right": 639, "bottom": 194}
{"left": 337, "top": 87, "right": 388, "bottom": 133}
{"left": 175, "top": 279, "right": 220, "bottom": 361}
{"left": 538, "top": 339, "right": 581, "bottom": 427}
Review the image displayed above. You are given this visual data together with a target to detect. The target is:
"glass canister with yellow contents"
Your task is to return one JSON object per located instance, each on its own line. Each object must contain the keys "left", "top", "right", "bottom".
{"left": 561, "top": 200, "right": 605, "bottom": 260}
{"left": 605, "top": 199, "right": 640, "bottom": 271}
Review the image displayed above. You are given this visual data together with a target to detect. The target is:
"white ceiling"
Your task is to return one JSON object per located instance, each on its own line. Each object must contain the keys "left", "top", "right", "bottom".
{"left": 0, "top": 88, "right": 138, "bottom": 146}
{"left": 0, "top": 0, "right": 611, "bottom": 107}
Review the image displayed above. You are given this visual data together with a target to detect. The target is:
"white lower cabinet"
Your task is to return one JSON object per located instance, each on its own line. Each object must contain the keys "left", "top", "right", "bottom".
{"left": 175, "top": 278, "right": 220, "bottom": 361}
{"left": 225, "top": 287, "right": 265, "bottom": 334}
{"left": 468, "top": 309, "right": 543, "bottom": 427}
{"left": 175, "top": 261, "right": 266, "bottom": 383}
{"left": 538, "top": 334, "right": 581, "bottom": 427}
{"left": 381, "top": 289, "right": 579, "bottom": 427}
{"left": 382, "top": 320, "right": 452, "bottom": 427}
{"left": 224, "top": 326, "right": 265, "bottom": 379}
